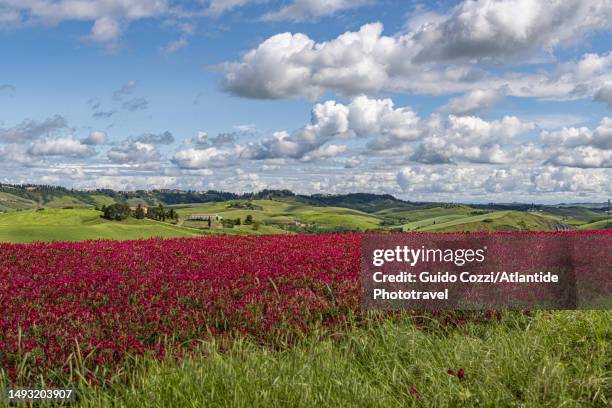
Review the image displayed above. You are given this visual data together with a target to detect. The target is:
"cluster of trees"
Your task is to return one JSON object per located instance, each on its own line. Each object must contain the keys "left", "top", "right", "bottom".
{"left": 220, "top": 215, "right": 257, "bottom": 229}
{"left": 101, "top": 203, "right": 178, "bottom": 222}
{"left": 101, "top": 204, "right": 132, "bottom": 221}
{"left": 145, "top": 204, "right": 178, "bottom": 222}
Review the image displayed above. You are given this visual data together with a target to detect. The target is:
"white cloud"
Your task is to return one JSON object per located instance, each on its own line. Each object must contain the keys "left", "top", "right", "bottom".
{"left": 89, "top": 16, "right": 121, "bottom": 43}
{"left": 402, "top": 115, "right": 535, "bottom": 165}
{"left": 28, "top": 137, "right": 93, "bottom": 157}
{"left": 397, "top": 164, "right": 611, "bottom": 197}
{"left": 222, "top": 2, "right": 612, "bottom": 100}
{"left": 546, "top": 146, "right": 612, "bottom": 168}
{"left": 222, "top": 23, "right": 391, "bottom": 99}
{"left": 300, "top": 144, "right": 348, "bottom": 162}
{"left": 205, "top": 0, "right": 256, "bottom": 18}
{"left": 246, "top": 95, "right": 424, "bottom": 160}
{"left": 172, "top": 146, "right": 242, "bottom": 169}
{"left": 1, "top": 0, "right": 170, "bottom": 43}
{"left": 107, "top": 141, "right": 159, "bottom": 164}
{"left": 531, "top": 166, "right": 611, "bottom": 193}
{"left": 411, "top": 0, "right": 612, "bottom": 63}
{"left": 262, "top": 0, "right": 369, "bottom": 22}
{"left": 161, "top": 37, "right": 188, "bottom": 54}
{"left": 0, "top": 115, "right": 67, "bottom": 142}
{"left": 83, "top": 130, "right": 107, "bottom": 145}
{"left": 539, "top": 117, "right": 612, "bottom": 168}
{"left": 594, "top": 83, "right": 612, "bottom": 108}
{"left": 442, "top": 88, "right": 505, "bottom": 115}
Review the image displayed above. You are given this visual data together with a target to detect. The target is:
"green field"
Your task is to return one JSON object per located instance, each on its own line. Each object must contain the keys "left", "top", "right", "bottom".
{"left": 0, "top": 209, "right": 203, "bottom": 243}
{"left": 172, "top": 199, "right": 382, "bottom": 231}
{"left": 0, "top": 198, "right": 607, "bottom": 243}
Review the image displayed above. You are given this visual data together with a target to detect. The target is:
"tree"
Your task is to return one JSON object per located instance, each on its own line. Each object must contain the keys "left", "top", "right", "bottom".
{"left": 235, "top": 217, "right": 241, "bottom": 225}
{"left": 244, "top": 215, "right": 254, "bottom": 225}
{"left": 102, "top": 203, "right": 131, "bottom": 221}
{"left": 134, "top": 204, "right": 145, "bottom": 219}
{"left": 158, "top": 204, "right": 166, "bottom": 222}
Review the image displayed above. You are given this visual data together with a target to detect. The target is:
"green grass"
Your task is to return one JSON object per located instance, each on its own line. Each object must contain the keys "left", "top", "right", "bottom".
{"left": 173, "top": 199, "right": 381, "bottom": 230}
{"left": 0, "top": 209, "right": 202, "bottom": 243}
{"left": 377, "top": 205, "right": 474, "bottom": 221}
{"left": 416, "top": 211, "right": 559, "bottom": 232}
{"left": 0, "top": 201, "right": 606, "bottom": 243}
{"left": 34, "top": 310, "right": 609, "bottom": 408}
{"left": 578, "top": 219, "right": 612, "bottom": 230}
{"left": 43, "top": 195, "right": 91, "bottom": 209}
{"left": 88, "top": 194, "right": 116, "bottom": 206}
{"left": 0, "top": 192, "right": 37, "bottom": 211}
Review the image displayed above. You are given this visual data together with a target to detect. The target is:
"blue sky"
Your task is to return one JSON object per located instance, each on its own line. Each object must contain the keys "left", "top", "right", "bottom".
{"left": 0, "top": 0, "right": 611, "bottom": 203}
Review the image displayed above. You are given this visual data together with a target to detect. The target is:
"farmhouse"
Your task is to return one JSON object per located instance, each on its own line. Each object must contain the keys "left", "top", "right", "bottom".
{"left": 186, "top": 214, "right": 223, "bottom": 221}
{"left": 129, "top": 206, "right": 148, "bottom": 215}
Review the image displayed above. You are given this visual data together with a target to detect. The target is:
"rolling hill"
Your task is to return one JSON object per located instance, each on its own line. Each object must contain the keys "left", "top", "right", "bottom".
{"left": 0, "top": 209, "right": 204, "bottom": 243}
{"left": 0, "top": 184, "right": 607, "bottom": 243}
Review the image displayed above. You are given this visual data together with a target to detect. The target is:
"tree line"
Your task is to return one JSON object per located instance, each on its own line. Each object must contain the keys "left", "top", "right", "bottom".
{"left": 100, "top": 203, "right": 178, "bottom": 222}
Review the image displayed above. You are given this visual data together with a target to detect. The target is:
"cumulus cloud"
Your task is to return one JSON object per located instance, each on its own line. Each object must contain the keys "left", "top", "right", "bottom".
{"left": 246, "top": 95, "right": 424, "bottom": 160}
{"left": 1, "top": 0, "right": 169, "bottom": 43}
{"left": 539, "top": 117, "right": 612, "bottom": 168}
{"left": 546, "top": 146, "right": 612, "bottom": 168}
{"left": 107, "top": 141, "right": 160, "bottom": 164}
{"left": 28, "top": 137, "right": 93, "bottom": 157}
{"left": 389, "top": 114, "right": 535, "bottom": 165}
{"left": 221, "top": 23, "right": 390, "bottom": 99}
{"left": 262, "top": 0, "right": 369, "bottom": 22}
{"left": 300, "top": 144, "right": 348, "bottom": 162}
{"left": 594, "top": 83, "right": 612, "bottom": 108}
{"left": 244, "top": 101, "right": 350, "bottom": 159}
{"left": 397, "top": 164, "right": 611, "bottom": 197}
{"left": 89, "top": 16, "right": 121, "bottom": 43}
{"left": 83, "top": 130, "right": 107, "bottom": 145}
{"left": 222, "top": 2, "right": 612, "bottom": 100}
{"left": 172, "top": 146, "right": 243, "bottom": 169}
{"left": 441, "top": 88, "right": 506, "bottom": 115}
{"left": 411, "top": 0, "right": 612, "bottom": 63}
{"left": 0, "top": 115, "right": 67, "bottom": 142}
{"left": 132, "top": 131, "right": 175, "bottom": 145}
{"left": 531, "top": 166, "right": 611, "bottom": 193}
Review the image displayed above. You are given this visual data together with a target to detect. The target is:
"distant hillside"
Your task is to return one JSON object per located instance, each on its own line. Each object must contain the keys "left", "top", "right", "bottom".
{"left": 291, "top": 193, "right": 420, "bottom": 213}
{"left": 0, "top": 184, "right": 419, "bottom": 213}
{"left": 0, "top": 184, "right": 608, "bottom": 221}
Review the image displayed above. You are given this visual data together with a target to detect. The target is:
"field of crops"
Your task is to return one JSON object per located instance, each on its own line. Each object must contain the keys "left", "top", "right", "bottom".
{"left": 0, "top": 234, "right": 361, "bottom": 385}
{"left": 1, "top": 233, "right": 610, "bottom": 406}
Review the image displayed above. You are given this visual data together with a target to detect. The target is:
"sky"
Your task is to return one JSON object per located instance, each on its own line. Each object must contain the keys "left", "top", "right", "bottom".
{"left": 0, "top": 0, "right": 611, "bottom": 204}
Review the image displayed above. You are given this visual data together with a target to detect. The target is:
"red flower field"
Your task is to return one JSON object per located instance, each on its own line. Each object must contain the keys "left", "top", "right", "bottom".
{"left": 1, "top": 231, "right": 609, "bottom": 385}
{"left": 0, "top": 234, "right": 361, "bottom": 383}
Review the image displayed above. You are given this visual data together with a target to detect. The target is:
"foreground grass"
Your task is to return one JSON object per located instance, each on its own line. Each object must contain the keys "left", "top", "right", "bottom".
{"left": 4, "top": 311, "right": 602, "bottom": 407}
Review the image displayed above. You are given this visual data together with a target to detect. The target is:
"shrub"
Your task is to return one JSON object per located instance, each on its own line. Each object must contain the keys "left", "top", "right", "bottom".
{"left": 102, "top": 203, "right": 132, "bottom": 221}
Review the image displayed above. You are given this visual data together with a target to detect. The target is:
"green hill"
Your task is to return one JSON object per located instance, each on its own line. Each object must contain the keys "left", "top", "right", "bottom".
{"left": 0, "top": 209, "right": 205, "bottom": 243}
{"left": 173, "top": 199, "right": 381, "bottom": 231}
{"left": 0, "top": 184, "right": 607, "bottom": 243}
{"left": 418, "top": 211, "right": 560, "bottom": 232}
